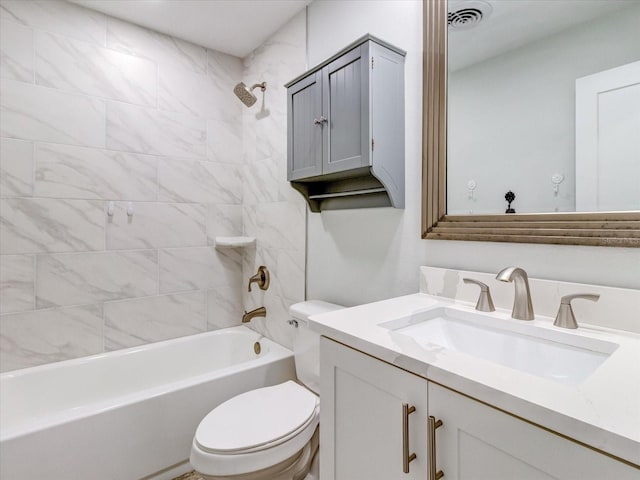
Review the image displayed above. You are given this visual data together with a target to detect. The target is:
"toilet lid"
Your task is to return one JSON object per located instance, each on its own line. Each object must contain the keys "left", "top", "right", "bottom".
{"left": 195, "top": 381, "right": 318, "bottom": 454}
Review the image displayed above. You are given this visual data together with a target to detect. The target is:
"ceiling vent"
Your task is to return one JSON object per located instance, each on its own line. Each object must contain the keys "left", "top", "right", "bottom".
{"left": 448, "top": 1, "right": 493, "bottom": 30}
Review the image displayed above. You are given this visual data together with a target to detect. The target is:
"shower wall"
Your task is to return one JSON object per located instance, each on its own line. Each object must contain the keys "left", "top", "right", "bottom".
{"left": 241, "top": 11, "right": 307, "bottom": 349}
{"left": 0, "top": 0, "right": 245, "bottom": 371}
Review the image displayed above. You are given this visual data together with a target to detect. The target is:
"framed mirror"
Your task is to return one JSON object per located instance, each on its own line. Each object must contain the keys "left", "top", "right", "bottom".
{"left": 422, "top": 0, "right": 640, "bottom": 247}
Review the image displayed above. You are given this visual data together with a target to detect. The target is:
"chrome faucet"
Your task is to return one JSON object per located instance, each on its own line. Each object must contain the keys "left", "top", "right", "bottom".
{"left": 496, "top": 267, "right": 534, "bottom": 320}
{"left": 242, "top": 306, "right": 266, "bottom": 323}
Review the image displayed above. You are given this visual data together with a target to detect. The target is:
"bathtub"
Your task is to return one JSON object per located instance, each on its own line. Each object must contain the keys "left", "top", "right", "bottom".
{"left": 0, "top": 326, "right": 296, "bottom": 480}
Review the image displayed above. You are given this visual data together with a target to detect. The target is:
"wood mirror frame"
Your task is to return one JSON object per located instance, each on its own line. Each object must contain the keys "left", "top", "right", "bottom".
{"left": 421, "top": 0, "right": 640, "bottom": 247}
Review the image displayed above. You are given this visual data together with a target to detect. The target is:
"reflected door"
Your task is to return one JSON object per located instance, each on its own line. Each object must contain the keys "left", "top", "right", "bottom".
{"left": 576, "top": 61, "right": 640, "bottom": 211}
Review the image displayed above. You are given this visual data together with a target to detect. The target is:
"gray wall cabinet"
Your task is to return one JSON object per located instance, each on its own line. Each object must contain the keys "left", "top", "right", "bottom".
{"left": 286, "top": 35, "right": 406, "bottom": 212}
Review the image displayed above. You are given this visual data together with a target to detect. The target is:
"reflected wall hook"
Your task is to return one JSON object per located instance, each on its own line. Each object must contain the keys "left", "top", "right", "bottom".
{"left": 551, "top": 173, "right": 564, "bottom": 196}
{"left": 505, "top": 190, "right": 516, "bottom": 214}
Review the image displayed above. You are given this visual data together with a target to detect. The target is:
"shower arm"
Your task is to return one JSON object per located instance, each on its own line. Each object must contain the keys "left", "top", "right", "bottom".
{"left": 249, "top": 82, "right": 267, "bottom": 92}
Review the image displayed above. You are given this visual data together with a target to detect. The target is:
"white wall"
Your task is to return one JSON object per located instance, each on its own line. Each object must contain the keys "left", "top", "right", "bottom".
{"left": 447, "top": 4, "right": 640, "bottom": 214}
{"left": 306, "top": 0, "right": 640, "bottom": 308}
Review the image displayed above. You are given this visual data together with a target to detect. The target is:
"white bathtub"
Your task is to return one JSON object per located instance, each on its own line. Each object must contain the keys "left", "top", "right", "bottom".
{"left": 0, "top": 326, "right": 296, "bottom": 480}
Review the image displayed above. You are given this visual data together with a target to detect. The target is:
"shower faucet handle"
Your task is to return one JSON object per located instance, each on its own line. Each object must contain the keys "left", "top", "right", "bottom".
{"left": 313, "top": 116, "right": 328, "bottom": 125}
{"left": 463, "top": 278, "right": 495, "bottom": 312}
{"left": 248, "top": 266, "right": 270, "bottom": 292}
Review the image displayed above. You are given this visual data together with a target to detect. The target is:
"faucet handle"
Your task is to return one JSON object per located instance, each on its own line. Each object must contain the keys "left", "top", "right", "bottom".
{"left": 554, "top": 293, "right": 600, "bottom": 329}
{"left": 463, "top": 278, "right": 495, "bottom": 312}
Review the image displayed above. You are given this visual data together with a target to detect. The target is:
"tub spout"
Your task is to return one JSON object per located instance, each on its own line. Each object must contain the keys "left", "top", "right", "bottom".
{"left": 242, "top": 306, "right": 266, "bottom": 323}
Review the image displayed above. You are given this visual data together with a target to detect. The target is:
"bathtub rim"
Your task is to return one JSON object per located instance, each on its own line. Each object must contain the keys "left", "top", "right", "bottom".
{"left": 0, "top": 326, "right": 294, "bottom": 442}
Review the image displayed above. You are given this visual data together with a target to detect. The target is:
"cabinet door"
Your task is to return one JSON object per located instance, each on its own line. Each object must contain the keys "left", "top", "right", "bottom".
{"left": 322, "top": 45, "right": 370, "bottom": 175}
{"left": 287, "top": 71, "right": 323, "bottom": 180}
{"left": 428, "top": 382, "right": 638, "bottom": 480}
{"left": 320, "top": 338, "right": 428, "bottom": 480}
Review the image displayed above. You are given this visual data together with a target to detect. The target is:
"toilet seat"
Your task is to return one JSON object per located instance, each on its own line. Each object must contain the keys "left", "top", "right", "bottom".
{"left": 190, "top": 381, "right": 320, "bottom": 477}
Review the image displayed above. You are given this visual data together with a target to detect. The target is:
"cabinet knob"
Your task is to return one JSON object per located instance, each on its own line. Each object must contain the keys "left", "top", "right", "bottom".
{"left": 313, "top": 116, "right": 328, "bottom": 125}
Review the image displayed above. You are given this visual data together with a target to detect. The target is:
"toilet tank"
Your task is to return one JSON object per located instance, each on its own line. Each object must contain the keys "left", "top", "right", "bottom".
{"left": 290, "top": 300, "right": 344, "bottom": 395}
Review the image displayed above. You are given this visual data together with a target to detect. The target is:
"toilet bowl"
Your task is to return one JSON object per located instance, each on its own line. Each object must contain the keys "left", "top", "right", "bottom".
{"left": 190, "top": 301, "right": 344, "bottom": 480}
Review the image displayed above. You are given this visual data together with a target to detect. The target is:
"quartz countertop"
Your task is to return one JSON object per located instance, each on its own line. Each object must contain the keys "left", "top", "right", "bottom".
{"left": 308, "top": 293, "right": 640, "bottom": 466}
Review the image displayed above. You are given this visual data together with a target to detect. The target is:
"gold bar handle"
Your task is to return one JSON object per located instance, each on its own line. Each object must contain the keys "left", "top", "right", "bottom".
{"left": 402, "top": 403, "right": 417, "bottom": 474}
{"left": 428, "top": 416, "right": 444, "bottom": 480}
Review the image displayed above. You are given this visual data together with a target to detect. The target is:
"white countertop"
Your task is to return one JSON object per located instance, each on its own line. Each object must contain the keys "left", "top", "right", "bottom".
{"left": 308, "top": 293, "right": 640, "bottom": 466}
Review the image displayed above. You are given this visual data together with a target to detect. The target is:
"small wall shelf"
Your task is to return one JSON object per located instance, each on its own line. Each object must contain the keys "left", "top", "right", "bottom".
{"left": 214, "top": 236, "right": 256, "bottom": 249}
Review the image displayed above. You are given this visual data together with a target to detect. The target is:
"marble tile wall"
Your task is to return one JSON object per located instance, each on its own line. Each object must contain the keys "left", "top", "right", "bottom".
{"left": 241, "top": 12, "right": 308, "bottom": 349}
{"left": 0, "top": 0, "right": 246, "bottom": 371}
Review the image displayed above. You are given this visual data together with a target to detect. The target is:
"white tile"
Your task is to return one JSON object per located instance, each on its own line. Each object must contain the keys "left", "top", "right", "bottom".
{"left": 34, "top": 143, "right": 157, "bottom": 201}
{"left": 0, "top": 0, "right": 106, "bottom": 45}
{"left": 158, "top": 158, "right": 241, "bottom": 204}
{"left": 0, "top": 254, "right": 34, "bottom": 314}
{"left": 254, "top": 113, "right": 286, "bottom": 163}
{"left": 207, "top": 50, "right": 243, "bottom": 121}
{"left": 0, "top": 138, "right": 33, "bottom": 197}
{"left": 256, "top": 201, "right": 306, "bottom": 254}
{"left": 0, "top": 304, "right": 103, "bottom": 372}
{"left": 106, "top": 101, "right": 206, "bottom": 158}
{"left": 207, "top": 286, "right": 242, "bottom": 330}
{"left": 0, "top": 19, "right": 33, "bottom": 82}
{"left": 35, "top": 31, "right": 156, "bottom": 106}
{"left": 242, "top": 205, "right": 258, "bottom": 237}
{"left": 206, "top": 117, "right": 242, "bottom": 164}
{"left": 158, "top": 66, "right": 213, "bottom": 118}
{"left": 277, "top": 248, "right": 306, "bottom": 303}
{"left": 36, "top": 250, "right": 157, "bottom": 308}
{"left": 107, "top": 17, "right": 206, "bottom": 73}
{"left": 242, "top": 160, "right": 279, "bottom": 206}
{"left": 0, "top": 198, "right": 104, "bottom": 254}
{"left": 159, "top": 246, "right": 241, "bottom": 294}
{"left": 206, "top": 204, "right": 243, "bottom": 245}
{"left": 104, "top": 291, "right": 206, "bottom": 350}
{"left": 106, "top": 202, "right": 206, "bottom": 250}
{"left": 0, "top": 78, "right": 105, "bottom": 147}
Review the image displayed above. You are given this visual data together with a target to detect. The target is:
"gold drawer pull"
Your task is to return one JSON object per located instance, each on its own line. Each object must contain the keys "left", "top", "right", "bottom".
{"left": 428, "top": 415, "right": 444, "bottom": 480}
{"left": 402, "top": 403, "right": 417, "bottom": 473}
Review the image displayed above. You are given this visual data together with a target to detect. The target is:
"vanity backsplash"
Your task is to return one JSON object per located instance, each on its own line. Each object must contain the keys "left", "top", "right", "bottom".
{"left": 420, "top": 266, "right": 640, "bottom": 334}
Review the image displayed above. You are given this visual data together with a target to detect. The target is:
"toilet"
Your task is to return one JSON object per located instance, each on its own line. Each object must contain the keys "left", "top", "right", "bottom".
{"left": 190, "top": 300, "right": 344, "bottom": 480}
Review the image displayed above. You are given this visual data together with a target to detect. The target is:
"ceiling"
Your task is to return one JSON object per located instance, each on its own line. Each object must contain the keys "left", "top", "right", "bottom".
{"left": 70, "top": 0, "right": 311, "bottom": 58}
{"left": 448, "top": 0, "right": 638, "bottom": 71}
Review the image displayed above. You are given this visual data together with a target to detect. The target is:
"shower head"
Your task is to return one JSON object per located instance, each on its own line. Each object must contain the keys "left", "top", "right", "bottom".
{"left": 233, "top": 81, "right": 267, "bottom": 107}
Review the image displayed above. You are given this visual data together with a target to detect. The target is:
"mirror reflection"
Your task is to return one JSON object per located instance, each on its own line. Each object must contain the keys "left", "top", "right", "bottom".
{"left": 446, "top": 0, "right": 640, "bottom": 215}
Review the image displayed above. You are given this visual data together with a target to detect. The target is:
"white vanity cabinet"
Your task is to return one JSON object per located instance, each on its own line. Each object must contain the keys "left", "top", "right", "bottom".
{"left": 428, "top": 382, "right": 638, "bottom": 480}
{"left": 320, "top": 337, "right": 638, "bottom": 480}
{"left": 320, "top": 337, "right": 428, "bottom": 480}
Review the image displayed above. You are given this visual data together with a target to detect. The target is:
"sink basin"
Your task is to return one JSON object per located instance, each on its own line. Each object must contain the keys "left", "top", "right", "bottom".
{"left": 380, "top": 307, "right": 618, "bottom": 385}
